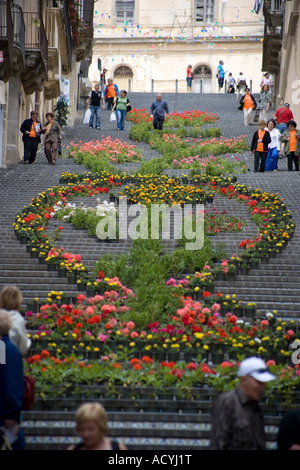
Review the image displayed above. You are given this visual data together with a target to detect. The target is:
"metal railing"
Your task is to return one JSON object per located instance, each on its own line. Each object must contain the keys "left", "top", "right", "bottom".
{"left": 0, "top": 1, "right": 13, "bottom": 48}
{"left": 11, "top": 3, "right": 26, "bottom": 63}
{"left": 23, "top": 12, "right": 48, "bottom": 72}
{"left": 270, "top": 0, "right": 283, "bottom": 11}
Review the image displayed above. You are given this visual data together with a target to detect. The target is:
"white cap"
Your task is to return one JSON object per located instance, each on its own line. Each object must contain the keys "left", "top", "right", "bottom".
{"left": 237, "top": 357, "right": 275, "bottom": 383}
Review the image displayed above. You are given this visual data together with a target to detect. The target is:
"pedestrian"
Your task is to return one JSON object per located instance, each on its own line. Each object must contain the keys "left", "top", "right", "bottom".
{"left": 41, "top": 112, "right": 62, "bottom": 165}
{"left": 265, "top": 119, "right": 281, "bottom": 171}
{"left": 238, "top": 87, "right": 257, "bottom": 126}
{"left": 186, "top": 65, "right": 193, "bottom": 93}
{"left": 277, "top": 410, "right": 300, "bottom": 450}
{"left": 260, "top": 72, "right": 273, "bottom": 96}
{"left": 150, "top": 94, "right": 170, "bottom": 130}
{"left": 256, "top": 84, "right": 272, "bottom": 122}
{"left": 20, "top": 110, "right": 42, "bottom": 164}
{"left": 0, "top": 286, "right": 31, "bottom": 357}
{"left": 274, "top": 103, "right": 294, "bottom": 134}
{"left": 104, "top": 78, "right": 120, "bottom": 111}
{"left": 251, "top": 119, "right": 271, "bottom": 172}
{"left": 217, "top": 60, "right": 225, "bottom": 93}
{"left": 210, "top": 357, "right": 275, "bottom": 450}
{"left": 236, "top": 72, "right": 247, "bottom": 101}
{"left": 87, "top": 83, "right": 105, "bottom": 130}
{"left": 100, "top": 68, "right": 107, "bottom": 93}
{"left": 111, "top": 90, "right": 131, "bottom": 131}
{"left": 67, "top": 402, "right": 127, "bottom": 450}
{"left": 279, "top": 120, "right": 300, "bottom": 171}
{"left": 0, "top": 310, "right": 25, "bottom": 450}
{"left": 227, "top": 73, "right": 236, "bottom": 94}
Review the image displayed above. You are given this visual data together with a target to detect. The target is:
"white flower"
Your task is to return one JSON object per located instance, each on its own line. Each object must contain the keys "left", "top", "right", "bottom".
{"left": 254, "top": 337, "right": 262, "bottom": 344}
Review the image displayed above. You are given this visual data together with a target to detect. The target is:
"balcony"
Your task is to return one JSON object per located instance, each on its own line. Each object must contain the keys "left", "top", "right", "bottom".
{"left": 11, "top": 3, "right": 26, "bottom": 76}
{"left": 68, "top": 1, "right": 94, "bottom": 62}
{"left": 262, "top": 0, "right": 284, "bottom": 75}
{"left": 0, "top": 1, "right": 14, "bottom": 81}
{"left": 20, "top": 12, "right": 48, "bottom": 95}
{"left": 264, "top": 0, "right": 284, "bottom": 31}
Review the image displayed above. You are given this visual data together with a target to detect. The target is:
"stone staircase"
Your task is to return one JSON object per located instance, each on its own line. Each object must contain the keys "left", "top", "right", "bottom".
{"left": 1, "top": 94, "right": 300, "bottom": 450}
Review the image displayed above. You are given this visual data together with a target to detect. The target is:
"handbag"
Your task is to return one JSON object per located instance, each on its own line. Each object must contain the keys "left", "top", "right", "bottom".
{"left": 127, "top": 105, "right": 132, "bottom": 112}
{"left": 22, "top": 375, "right": 35, "bottom": 411}
{"left": 110, "top": 111, "right": 116, "bottom": 122}
{"left": 58, "top": 138, "right": 62, "bottom": 156}
{"left": 253, "top": 109, "right": 260, "bottom": 123}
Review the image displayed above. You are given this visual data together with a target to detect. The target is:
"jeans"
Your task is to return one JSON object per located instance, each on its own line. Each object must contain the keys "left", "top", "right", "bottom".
{"left": 265, "top": 147, "right": 279, "bottom": 171}
{"left": 276, "top": 123, "right": 287, "bottom": 134}
{"left": 153, "top": 114, "right": 165, "bottom": 130}
{"left": 116, "top": 109, "right": 127, "bottom": 130}
{"left": 89, "top": 105, "right": 101, "bottom": 128}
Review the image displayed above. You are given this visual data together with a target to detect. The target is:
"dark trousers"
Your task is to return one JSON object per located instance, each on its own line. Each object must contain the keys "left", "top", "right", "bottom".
{"left": 153, "top": 114, "right": 164, "bottom": 130}
{"left": 254, "top": 151, "right": 267, "bottom": 172}
{"left": 106, "top": 97, "right": 115, "bottom": 110}
{"left": 287, "top": 151, "right": 299, "bottom": 171}
{"left": 23, "top": 138, "right": 39, "bottom": 164}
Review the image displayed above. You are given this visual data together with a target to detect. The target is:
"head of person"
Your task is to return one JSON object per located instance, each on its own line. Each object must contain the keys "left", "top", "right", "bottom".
{"left": 0, "top": 285, "right": 23, "bottom": 311}
{"left": 94, "top": 83, "right": 100, "bottom": 91}
{"left": 45, "top": 112, "right": 54, "bottom": 122}
{"left": 263, "top": 84, "right": 270, "bottom": 93}
{"left": 107, "top": 78, "right": 113, "bottom": 85}
{"left": 237, "top": 357, "right": 275, "bottom": 402}
{"left": 239, "top": 72, "right": 243, "bottom": 76}
{"left": 120, "top": 89, "right": 127, "bottom": 97}
{"left": 0, "top": 310, "right": 12, "bottom": 338}
{"left": 245, "top": 87, "right": 250, "bottom": 94}
{"left": 103, "top": 68, "right": 107, "bottom": 73}
{"left": 228, "top": 72, "right": 232, "bottom": 77}
{"left": 264, "top": 72, "right": 269, "bottom": 78}
{"left": 258, "top": 119, "right": 267, "bottom": 130}
{"left": 156, "top": 93, "right": 162, "bottom": 102}
{"left": 283, "top": 103, "right": 290, "bottom": 109}
{"left": 75, "top": 402, "right": 108, "bottom": 449}
{"left": 30, "top": 110, "right": 38, "bottom": 121}
{"left": 287, "top": 120, "right": 297, "bottom": 130}
{"left": 267, "top": 119, "right": 276, "bottom": 130}
{"left": 188, "top": 64, "right": 192, "bottom": 69}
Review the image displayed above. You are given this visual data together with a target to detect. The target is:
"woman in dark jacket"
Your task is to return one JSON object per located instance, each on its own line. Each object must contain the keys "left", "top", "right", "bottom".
{"left": 20, "top": 110, "right": 42, "bottom": 164}
{"left": 251, "top": 119, "right": 271, "bottom": 172}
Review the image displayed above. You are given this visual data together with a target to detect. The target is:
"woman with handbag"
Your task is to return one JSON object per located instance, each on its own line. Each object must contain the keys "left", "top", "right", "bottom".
{"left": 111, "top": 90, "right": 131, "bottom": 131}
{"left": 41, "top": 112, "right": 62, "bottom": 165}
{"left": 256, "top": 85, "right": 272, "bottom": 122}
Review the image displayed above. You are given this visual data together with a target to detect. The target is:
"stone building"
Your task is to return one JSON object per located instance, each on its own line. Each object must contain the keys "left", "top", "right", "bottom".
{"left": 0, "top": 0, "right": 94, "bottom": 167}
{"left": 261, "top": 0, "right": 300, "bottom": 124}
{"left": 89, "top": 0, "right": 264, "bottom": 94}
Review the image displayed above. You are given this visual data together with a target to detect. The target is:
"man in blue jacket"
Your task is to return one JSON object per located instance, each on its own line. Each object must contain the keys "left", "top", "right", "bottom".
{"left": 150, "top": 94, "right": 170, "bottom": 130}
{"left": 0, "top": 310, "right": 25, "bottom": 450}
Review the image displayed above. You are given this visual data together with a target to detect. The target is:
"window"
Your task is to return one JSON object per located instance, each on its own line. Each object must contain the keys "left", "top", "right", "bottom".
{"left": 116, "top": 0, "right": 135, "bottom": 24}
{"left": 195, "top": 0, "right": 214, "bottom": 23}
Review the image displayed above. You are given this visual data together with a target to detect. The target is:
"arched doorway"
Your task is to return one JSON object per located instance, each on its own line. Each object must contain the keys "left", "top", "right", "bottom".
{"left": 113, "top": 66, "right": 133, "bottom": 92}
{"left": 192, "top": 65, "right": 212, "bottom": 93}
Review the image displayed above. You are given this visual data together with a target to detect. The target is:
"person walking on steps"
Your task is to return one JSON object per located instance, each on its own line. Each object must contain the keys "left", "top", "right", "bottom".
{"left": 87, "top": 83, "right": 105, "bottom": 130}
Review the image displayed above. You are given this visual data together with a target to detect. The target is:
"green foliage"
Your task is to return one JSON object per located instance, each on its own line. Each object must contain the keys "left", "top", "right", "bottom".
{"left": 54, "top": 95, "right": 70, "bottom": 127}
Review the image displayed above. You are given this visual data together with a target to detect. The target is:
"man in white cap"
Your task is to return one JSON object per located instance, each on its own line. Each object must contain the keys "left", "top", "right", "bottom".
{"left": 210, "top": 357, "right": 275, "bottom": 450}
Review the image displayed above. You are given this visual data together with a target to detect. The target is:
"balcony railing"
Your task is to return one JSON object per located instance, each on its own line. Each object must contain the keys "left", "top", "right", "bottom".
{"left": 270, "top": 0, "right": 283, "bottom": 12}
{"left": 11, "top": 3, "right": 26, "bottom": 63}
{"left": 23, "top": 12, "right": 48, "bottom": 72}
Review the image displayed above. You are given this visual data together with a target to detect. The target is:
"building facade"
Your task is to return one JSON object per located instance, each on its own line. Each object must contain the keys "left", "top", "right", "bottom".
{"left": 261, "top": 0, "right": 300, "bottom": 124}
{"left": 90, "top": 0, "right": 264, "bottom": 94}
{"left": 0, "top": 0, "right": 94, "bottom": 167}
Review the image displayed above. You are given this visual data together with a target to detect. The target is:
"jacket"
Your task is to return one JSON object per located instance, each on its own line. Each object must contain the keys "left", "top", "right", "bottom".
{"left": 238, "top": 94, "right": 257, "bottom": 111}
{"left": 251, "top": 129, "right": 271, "bottom": 152}
{"left": 280, "top": 128, "right": 300, "bottom": 156}
{"left": 104, "top": 83, "right": 120, "bottom": 99}
{"left": 6, "top": 309, "right": 32, "bottom": 356}
{"left": 41, "top": 120, "right": 62, "bottom": 144}
{"left": 20, "top": 118, "right": 42, "bottom": 143}
{"left": 0, "top": 335, "right": 24, "bottom": 425}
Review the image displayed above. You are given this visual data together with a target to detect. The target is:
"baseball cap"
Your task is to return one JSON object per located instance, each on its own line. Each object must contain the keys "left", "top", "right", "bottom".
{"left": 284, "top": 103, "right": 290, "bottom": 107}
{"left": 237, "top": 357, "right": 275, "bottom": 382}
